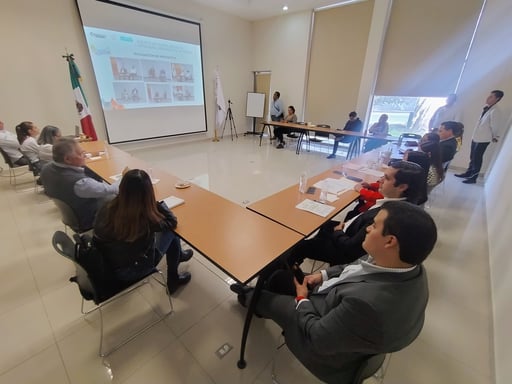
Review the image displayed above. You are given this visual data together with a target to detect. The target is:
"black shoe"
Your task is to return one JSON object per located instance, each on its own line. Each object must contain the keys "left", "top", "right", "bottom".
{"left": 180, "top": 249, "right": 193, "bottom": 262}
{"left": 276, "top": 143, "right": 284, "bottom": 149}
{"left": 167, "top": 272, "right": 191, "bottom": 294}
{"left": 454, "top": 172, "right": 471, "bottom": 178}
{"left": 462, "top": 178, "right": 477, "bottom": 184}
{"left": 36, "top": 177, "right": 43, "bottom": 186}
{"left": 287, "top": 133, "right": 298, "bottom": 138}
{"left": 326, "top": 154, "right": 336, "bottom": 159}
{"left": 230, "top": 283, "right": 253, "bottom": 307}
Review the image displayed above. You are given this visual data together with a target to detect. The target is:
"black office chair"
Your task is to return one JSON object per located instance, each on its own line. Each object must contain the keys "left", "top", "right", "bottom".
{"left": 398, "top": 133, "right": 422, "bottom": 146}
{"left": 51, "top": 198, "right": 93, "bottom": 235}
{"left": 52, "top": 231, "right": 173, "bottom": 357}
{"left": 271, "top": 333, "right": 387, "bottom": 384}
{"left": 352, "top": 354, "right": 387, "bottom": 384}
{"left": 0, "top": 147, "right": 32, "bottom": 186}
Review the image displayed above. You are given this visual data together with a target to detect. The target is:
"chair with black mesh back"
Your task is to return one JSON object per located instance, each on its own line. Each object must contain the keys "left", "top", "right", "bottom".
{"left": 52, "top": 230, "right": 173, "bottom": 357}
{"left": 398, "top": 133, "right": 422, "bottom": 147}
{"left": 51, "top": 198, "right": 93, "bottom": 235}
{"left": 0, "top": 147, "right": 32, "bottom": 186}
{"left": 308, "top": 124, "right": 331, "bottom": 152}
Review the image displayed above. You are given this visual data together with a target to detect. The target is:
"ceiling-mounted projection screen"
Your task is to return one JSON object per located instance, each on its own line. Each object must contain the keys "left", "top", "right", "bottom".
{"left": 76, "top": 0, "right": 207, "bottom": 143}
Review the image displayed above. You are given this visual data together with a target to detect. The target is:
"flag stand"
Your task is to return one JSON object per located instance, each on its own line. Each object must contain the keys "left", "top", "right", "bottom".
{"left": 212, "top": 128, "right": 220, "bottom": 142}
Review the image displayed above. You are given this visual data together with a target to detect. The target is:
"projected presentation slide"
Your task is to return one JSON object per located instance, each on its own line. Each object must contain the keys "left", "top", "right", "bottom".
{"left": 83, "top": 26, "right": 204, "bottom": 111}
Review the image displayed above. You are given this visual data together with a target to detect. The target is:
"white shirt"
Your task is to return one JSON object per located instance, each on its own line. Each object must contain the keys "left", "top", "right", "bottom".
{"left": 0, "top": 130, "right": 23, "bottom": 162}
{"left": 20, "top": 136, "right": 40, "bottom": 163}
{"left": 318, "top": 255, "right": 417, "bottom": 293}
{"left": 472, "top": 104, "right": 501, "bottom": 143}
{"left": 343, "top": 196, "right": 406, "bottom": 229}
{"left": 430, "top": 104, "right": 462, "bottom": 129}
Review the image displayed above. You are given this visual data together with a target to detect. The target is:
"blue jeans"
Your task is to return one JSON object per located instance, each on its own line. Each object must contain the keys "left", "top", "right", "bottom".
{"left": 156, "top": 231, "right": 182, "bottom": 280}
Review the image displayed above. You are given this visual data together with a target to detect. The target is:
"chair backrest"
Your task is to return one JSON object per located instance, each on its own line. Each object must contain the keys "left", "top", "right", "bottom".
{"left": 352, "top": 354, "right": 386, "bottom": 384}
{"left": 51, "top": 198, "right": 92, "bottom": 234}
{"left": 0, "top": 147, "right": 15, "bottom": 168}
{"left": 52, "top": 231, "right": 97, "bottom": 301}
{"left": 313, "top": 124, "right": 331, "bottom": 139}
{"left": 398, "top": 133, "right": 422, "bottom": 146}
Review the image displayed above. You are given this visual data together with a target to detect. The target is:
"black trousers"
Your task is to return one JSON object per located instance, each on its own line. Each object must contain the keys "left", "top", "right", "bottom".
{"left": 466, "top": 140, "right": 490, "bottom": 177}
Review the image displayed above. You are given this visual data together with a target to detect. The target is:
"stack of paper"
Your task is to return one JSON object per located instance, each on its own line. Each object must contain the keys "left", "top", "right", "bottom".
{"left": 313, "top": 178, "right": 356, "bottom": 195}
{"left": 296, "top": 199, "right": 335, "bottom": 217}
{"left": 163, "top": 195, "right": 185, "bottom": 209}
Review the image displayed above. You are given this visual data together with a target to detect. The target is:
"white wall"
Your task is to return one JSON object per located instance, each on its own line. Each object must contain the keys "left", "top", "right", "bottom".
{"left": 252, "top": 11, "right": 312, "bottom": 121}
{"left": 0, "top": 0, "right": 254, "bottom": 142}
{"left": 478, "top": 1, "right": 512, "bottom": 382}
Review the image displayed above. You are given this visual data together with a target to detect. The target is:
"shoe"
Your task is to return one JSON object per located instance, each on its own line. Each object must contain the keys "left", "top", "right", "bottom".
{"left": 36, "top": 177, "right": 43, "bottom": 186}
{"left": 167, "top": 272, "right": 191, "bottom": 293}
{"left": 287, "top": 133, "right": 298, "bottom": 138}
{"left": 462, "top": 178, "right": 477, "bottom": 184}
{"left": 230, "top": 283, "right": 253, "bottom": 307}
{"left": 270, "top": 136, "right": 275, "bottom": 140}
{"left": 276, "top": 143, "right": 284, "bottom": 149}
{"left": 454, "top": 171, "right": 471, "bottom": 178}
{"left": 326, "top": 154, "right": 336, "bottom": 159}
{"left": 180, "top": 249, "right": 193, "bottom": 262}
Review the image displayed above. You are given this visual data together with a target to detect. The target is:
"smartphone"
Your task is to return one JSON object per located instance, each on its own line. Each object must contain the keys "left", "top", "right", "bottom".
{"left": 306, "top": 186, "right": 316, "bottom": 194}
{"left": 292, "top": 264, "right": 305, "bottom": 284}
{"left": 345, "top": 175, "right": 363, "bottom": 182}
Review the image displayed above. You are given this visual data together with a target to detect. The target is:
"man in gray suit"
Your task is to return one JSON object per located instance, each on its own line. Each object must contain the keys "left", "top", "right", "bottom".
{"left": 232, "top": 201, "right": 436, "bottom": 384}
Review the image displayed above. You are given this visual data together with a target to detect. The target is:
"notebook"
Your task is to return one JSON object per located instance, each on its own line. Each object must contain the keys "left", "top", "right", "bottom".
{"left": 163, "top": 195, "right": 185, "bottom": 209}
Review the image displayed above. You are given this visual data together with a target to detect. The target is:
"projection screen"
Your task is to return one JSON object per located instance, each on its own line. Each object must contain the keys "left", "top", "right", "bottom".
{"left": 76, "top": 0, "right": 207, "bottom": 143}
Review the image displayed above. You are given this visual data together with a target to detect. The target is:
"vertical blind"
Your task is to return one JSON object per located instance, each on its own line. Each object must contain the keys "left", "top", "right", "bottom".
{"left": 375, "top": 0, "right": 483, "bottom": 97}
{"left": 306, "top": 0, "right": 374, "bottom": 127}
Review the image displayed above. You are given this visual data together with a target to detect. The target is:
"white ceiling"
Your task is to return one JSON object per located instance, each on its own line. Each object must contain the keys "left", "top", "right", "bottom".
{"left": 189, "top": 0, "right": 356, "bottom": 21}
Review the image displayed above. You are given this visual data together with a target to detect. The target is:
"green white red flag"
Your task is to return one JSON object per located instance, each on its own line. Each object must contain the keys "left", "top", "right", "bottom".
{"left": 66, "top": 54, "right": 98, "bottom": 140}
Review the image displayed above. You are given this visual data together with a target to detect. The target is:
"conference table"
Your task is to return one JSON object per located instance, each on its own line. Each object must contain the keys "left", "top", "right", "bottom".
{"left": 80, "top": 140, "right": 386, "bottom": 369}
{"left": 260, "top": 121, "right": 397, "bottom": 158}
{"left": 247, "top": 149, "right": 386, "bottom": 237}
{"left": 81, "top": 141, "right": 303, "bottom": 368}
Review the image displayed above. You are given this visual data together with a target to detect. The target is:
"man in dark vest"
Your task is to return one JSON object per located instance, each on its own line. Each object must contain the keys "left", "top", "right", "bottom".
{"left": 41, "top": 138, "right": 119, "bottom": 230}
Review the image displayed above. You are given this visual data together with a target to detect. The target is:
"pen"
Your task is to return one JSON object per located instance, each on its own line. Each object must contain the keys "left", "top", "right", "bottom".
{"left": 314, "top": 200, "right": 326, "bottom": 204}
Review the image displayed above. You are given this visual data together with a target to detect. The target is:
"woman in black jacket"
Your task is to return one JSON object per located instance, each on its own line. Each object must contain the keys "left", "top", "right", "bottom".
{"left": 94, "top": 169, "right": 192, "bottom": 293}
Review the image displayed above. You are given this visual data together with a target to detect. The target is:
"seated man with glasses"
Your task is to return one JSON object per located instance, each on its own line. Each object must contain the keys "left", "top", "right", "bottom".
{"left": 41, "top": 138, "right": 119, "bottom": 230}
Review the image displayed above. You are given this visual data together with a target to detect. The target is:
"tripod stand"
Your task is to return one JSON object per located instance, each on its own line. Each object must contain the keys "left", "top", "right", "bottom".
{"left": 221, "top": 100, "right": 238, "bottom": 140}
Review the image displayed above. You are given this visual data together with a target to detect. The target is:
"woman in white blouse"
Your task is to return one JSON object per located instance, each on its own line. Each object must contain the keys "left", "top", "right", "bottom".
{"left": 16, "top": 121, "right": 44, "bottom": 174}
{"left": 37, "top": 125, "right": 61, "bottom": 162}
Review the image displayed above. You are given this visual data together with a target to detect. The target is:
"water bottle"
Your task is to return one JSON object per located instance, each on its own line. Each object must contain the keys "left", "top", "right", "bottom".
{"left": 299, "top": 171, "right": 308, "bottom": 193}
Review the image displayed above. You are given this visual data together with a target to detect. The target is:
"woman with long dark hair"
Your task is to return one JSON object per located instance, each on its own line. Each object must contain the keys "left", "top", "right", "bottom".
{"left": 93, "top": 169, "right": 192, "bottom": 293}
{"left": 37, "top": 125, "right": 61, "bottom": 161}
{"left": 405, "top": 132, "right": 444, "bottom": 192}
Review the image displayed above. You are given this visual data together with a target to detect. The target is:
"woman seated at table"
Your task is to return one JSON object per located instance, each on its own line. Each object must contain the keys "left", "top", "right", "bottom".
{"left": 363, "top": 113, "right": 389, "bottom": 152}
{"left": 16, "top": 121, "right": 46, "bottom": 175}
{"left": 93, "top": 169, "right": 193, "bottom": 294}
{"left": 37, "top": 125, "right": 61, "bottom": 162}
{"left": 275, "top": 105, "right": 297, "bottom": 149}
{"left": 404, "top": 132, "right": 444, "bottom": 193}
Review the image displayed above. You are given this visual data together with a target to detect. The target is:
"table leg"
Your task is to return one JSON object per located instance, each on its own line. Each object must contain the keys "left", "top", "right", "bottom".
{"left": 259, "top": 124, "right": 269, "bottom": 147}
{"left": 237, "top": 274, "right": 267, "bottom": 368}
{"left": 296, "top": 132, "right": 304, "bottom": 155}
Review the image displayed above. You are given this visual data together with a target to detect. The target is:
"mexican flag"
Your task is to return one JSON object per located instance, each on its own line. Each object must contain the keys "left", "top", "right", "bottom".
{"left": 66, "top": 54, "right": 98, "bottom": 140}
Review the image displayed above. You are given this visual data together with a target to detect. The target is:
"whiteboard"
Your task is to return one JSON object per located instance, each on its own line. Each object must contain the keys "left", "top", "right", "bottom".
{"left": 246, "top": 92, "right": 265, "bottom": 118}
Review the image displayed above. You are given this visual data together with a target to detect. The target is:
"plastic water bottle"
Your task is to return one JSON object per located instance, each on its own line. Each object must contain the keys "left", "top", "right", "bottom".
{"left": 299, "top": 171, "right": 308, "bottom": 193}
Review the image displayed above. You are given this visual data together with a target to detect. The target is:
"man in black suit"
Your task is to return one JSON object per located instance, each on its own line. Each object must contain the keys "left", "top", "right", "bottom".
{"left": 438, "top": 120, "right": 461, "bottom": 164}
{"left": 288, "top": 160, "right": 426, "bottom": 267}
{"left": 232, "top": 201, "right": 436, "bottom": 384}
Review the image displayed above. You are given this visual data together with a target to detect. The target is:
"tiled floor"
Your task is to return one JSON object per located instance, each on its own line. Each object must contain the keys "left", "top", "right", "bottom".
{"left": 0, "top": 136, "right": 493, "bottom": 383}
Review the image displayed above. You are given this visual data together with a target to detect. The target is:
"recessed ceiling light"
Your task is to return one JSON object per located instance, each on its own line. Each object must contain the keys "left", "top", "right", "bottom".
{"left": 282, "top": 5, "right": 288, "bottom": 11}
